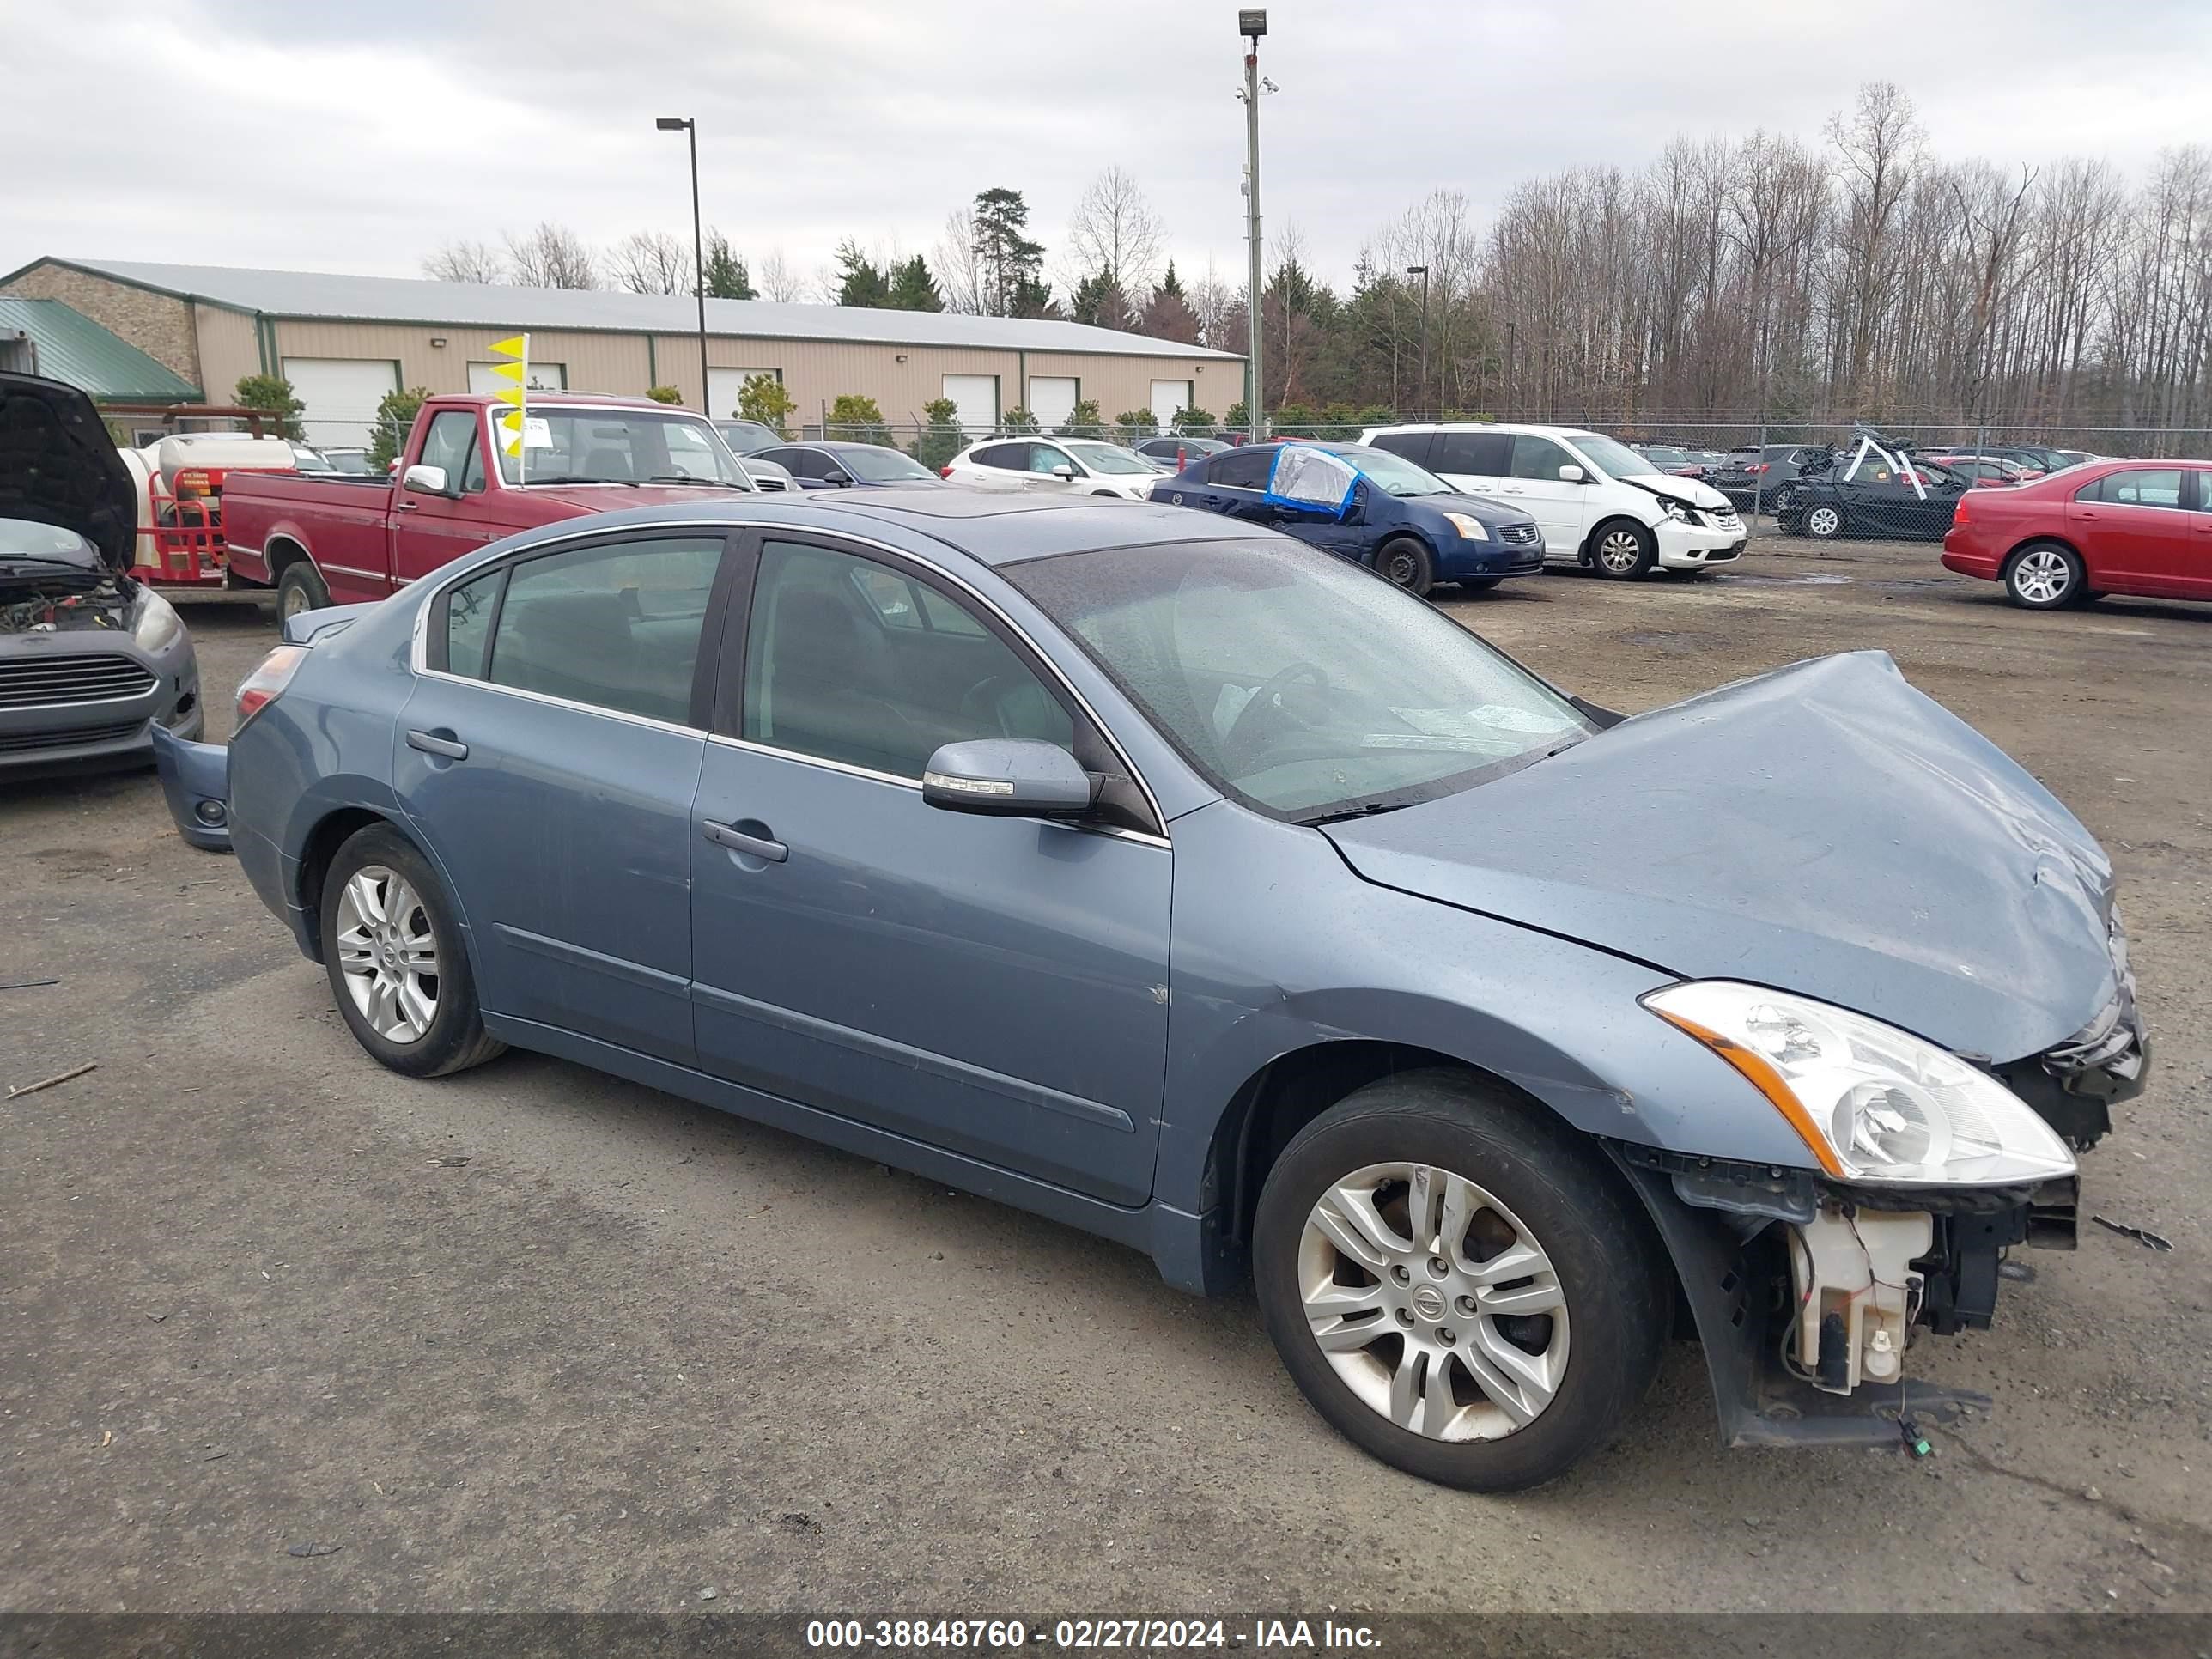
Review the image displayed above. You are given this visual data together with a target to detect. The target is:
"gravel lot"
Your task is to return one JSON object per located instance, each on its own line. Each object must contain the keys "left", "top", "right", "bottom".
{"left": 3, "top": 534, "right": 2207, "bottom": 1616}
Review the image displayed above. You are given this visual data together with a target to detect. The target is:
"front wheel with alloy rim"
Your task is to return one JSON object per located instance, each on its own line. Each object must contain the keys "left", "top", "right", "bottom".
{"left": 319, "top": 823, "right": 505, "bottom": 1078}
{"left": 276, "top": 559, "right": 330, "bottom": 620}
{"left": 2004, "top": 542, "right": 2084, "bottom": 609}
{"left": 1588, "top": 520, "right": 1656, "bottom": 580}
{"left": 1253, "top": 1072, "right": 1669, "bottom": 1491}
{"left": 1376, "top": 538, "right": 1435, "bottom": 597}
{"left": 1802, "top": 501, "right": 1846, "bottom": 540}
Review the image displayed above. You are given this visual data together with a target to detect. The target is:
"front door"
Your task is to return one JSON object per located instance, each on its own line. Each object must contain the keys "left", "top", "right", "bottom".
{"left": 1495, "top": 434, "right": 1588, "bottom": 550}
{"left": 392, "top": 529, "right": 731, "bottom": 1064}
{"left": 2069, "top": 468, "right": 2191, "bottom": 591}
{"left": 689, "top": 533, "right": 1171, "bottom": 1205}
{"left": 392, "top": 408, "right": 507, "bottom": 589}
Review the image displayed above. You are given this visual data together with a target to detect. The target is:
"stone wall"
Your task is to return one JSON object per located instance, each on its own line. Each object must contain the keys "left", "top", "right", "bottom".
{"left": 0, "top": 262, "right": 203, "bottom": 388}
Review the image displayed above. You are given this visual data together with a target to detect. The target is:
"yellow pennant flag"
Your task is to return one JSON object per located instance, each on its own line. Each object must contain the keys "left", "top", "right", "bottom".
{"left": 487, "top": 335, "right": 531, "bottom": 463}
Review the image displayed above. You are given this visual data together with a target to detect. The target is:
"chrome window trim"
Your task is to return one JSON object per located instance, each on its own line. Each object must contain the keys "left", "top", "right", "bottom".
{"left": 412, "top": 668, "right": 709, "bottom": 739}
{"left": 408, "top": 515, "right": 1173, "bottom": 840}
{"left": 318, "top": 562, "right": 391, "bottom": 585}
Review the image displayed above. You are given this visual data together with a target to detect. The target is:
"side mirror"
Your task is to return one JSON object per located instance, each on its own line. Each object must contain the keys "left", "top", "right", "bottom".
{"left": 402, "top": 463, "right": 451, "bottom": 495}
{"left": 825, "top": 471, "right": 852, "bottom": 486}
{"left": 922, "top": 739, "right": 1098, "bottom": 818}
{"left": 1051, "top": 464, "right": 1077, "bottom": 481}
{"left": 1558, "top": 464, "right": 1586, "bottom": 483}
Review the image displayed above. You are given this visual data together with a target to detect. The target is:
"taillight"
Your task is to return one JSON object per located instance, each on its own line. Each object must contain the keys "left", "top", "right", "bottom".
{"left": 939, "top": 465, "right": 953, "bottom": 478}
{"left": 1748, "top": 463, "right": 1769, "bottom": 474}
{"left": 1953, "top": 496, "right": 1972, "bottom": 525}
{"left": 234, "top": 644, "right": 307, "bottom": 729}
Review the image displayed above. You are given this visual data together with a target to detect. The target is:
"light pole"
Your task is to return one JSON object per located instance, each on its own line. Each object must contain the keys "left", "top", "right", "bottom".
{"left": 1237, "top": 10, "right": 1268, "bottom": 441}
{"left": 656, "top": 116, "right": 709, "bottom": 414}
{"left": 1406, "top": 264, "right": 1429, "bottom": 416}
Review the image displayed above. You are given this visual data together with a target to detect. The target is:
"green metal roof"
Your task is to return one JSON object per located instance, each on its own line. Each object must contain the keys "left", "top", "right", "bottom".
{"left": 0, "top": 297, "right": 202, "bottom": 402}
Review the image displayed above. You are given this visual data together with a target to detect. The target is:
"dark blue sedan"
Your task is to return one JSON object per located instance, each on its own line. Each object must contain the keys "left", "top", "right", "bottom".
{"left": 1148, "top": 441, "right": 1543, "bottom": 596}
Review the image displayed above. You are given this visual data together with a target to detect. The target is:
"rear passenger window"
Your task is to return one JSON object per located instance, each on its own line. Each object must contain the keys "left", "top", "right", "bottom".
{"left": 972, "top": 443, "right": 1028, "bottom": 470}
{"left": 1367, "top": 431, "right": 1435, "bottom": 467}
{"left": 443, "top": 567, "right": 501, "bottom": 678}
{"left": 1432, "top": 432, "right": 1510, "bottom": 475}
{"left": 2081, "top": 469, "right": 2184, "bottom": 508}
{"left": 1209, "top": 447, "right": 1273, "bottom": 489}
{"left": 484, "top": 535, "right": 725, "bottom": 726}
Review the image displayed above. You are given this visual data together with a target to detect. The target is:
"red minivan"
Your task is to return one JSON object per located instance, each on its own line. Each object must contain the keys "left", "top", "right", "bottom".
{"left": 1941, "top": 459, "right": 2212, "bottom": 609}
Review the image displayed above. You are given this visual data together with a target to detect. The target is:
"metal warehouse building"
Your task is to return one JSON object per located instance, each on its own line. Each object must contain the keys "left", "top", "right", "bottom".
{"left": 0, "top": 257, "right": 1242, "bottom": 447}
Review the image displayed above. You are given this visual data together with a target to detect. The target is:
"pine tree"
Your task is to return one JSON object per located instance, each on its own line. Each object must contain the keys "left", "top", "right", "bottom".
{"left": 701, "top": 233, "right": 755, "bottom": 299}
{"left": 834, "top": 240, "right": 893, "bottom": 307}
{"left": 888, "top": 255, "right": 944, "bottom": 312}
{"left": 970, "top": 188, "right": 1047, "bottom": 318}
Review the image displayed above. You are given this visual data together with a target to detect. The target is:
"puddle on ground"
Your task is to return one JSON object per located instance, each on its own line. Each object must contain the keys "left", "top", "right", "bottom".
{"left": 1712, "top": 571, "right": 1853, "bottom": 586}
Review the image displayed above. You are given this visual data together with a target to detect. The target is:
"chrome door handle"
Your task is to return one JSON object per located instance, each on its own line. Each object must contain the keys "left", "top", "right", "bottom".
{"left": 702, "top": 820, "right": 787, "bottom": 862}
{"left": 405, "top": 729, "right": 468, "bottom": 760}
{"left": 395, "top": 501, "right": 420, "bottom": 512}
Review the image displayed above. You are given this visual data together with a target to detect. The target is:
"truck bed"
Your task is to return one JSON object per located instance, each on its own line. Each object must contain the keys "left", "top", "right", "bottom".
{"left": 222, "top": 470, "right": 398, "bottom": 589}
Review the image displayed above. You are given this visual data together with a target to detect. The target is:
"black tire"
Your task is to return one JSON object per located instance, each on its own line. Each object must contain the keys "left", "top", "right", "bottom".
{"left": 1376, "top": 538, "right": 1435, "bottom": 598}
{"left": 319, "top": 823, "right": 505, "bottom": 1079}
{"left": 1456, "top": 575, "right": 1504, "bottom": 593}
{"left": 1253, "top": 1071, "right": 1669, "bottom": 1492}
{"left": 2002, "top": 541, "right": 2086, "bottom": 610}
{"left": 276, "top": 559, "right": 330, "bottom": 622}
{"left": 1800, "top": 500, "right": 1848, "bottom": 541}
{"left": 1588, "top": 519, "right": 1656, "bottom": 580}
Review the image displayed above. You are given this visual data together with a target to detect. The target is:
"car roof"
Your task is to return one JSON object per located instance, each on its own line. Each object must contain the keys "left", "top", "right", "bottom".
{"left": 485, "top": 490, "right": 1246, "bottom": 570}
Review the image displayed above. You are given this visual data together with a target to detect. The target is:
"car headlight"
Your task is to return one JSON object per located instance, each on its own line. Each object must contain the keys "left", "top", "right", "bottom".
{"left": 1658, "top": 499, "right": 1693, "bottom": 522}
{"left": 1442, "top": 513, "right": 1489, "bottom": 541}
{"left": 132, "top": 589, "right": 184, "bottom": 653}
{"left": 1644, "top": 981, "right": 2076, "bottom": 1188}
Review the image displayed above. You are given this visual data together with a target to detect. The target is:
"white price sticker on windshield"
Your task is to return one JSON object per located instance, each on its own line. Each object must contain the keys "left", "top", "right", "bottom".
{"left": 521, "top": 416, "right": 553, "bottom": 449}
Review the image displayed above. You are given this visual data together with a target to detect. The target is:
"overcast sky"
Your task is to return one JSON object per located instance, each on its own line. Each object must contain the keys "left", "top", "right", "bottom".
{"left": 5, "top": 0, "right": 2207, "bottom": 299}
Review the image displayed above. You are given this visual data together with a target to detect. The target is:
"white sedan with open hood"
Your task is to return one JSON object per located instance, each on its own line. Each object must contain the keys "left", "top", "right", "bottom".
{"left": 1362, "top": 422, "right": 1748, "bottom": 579}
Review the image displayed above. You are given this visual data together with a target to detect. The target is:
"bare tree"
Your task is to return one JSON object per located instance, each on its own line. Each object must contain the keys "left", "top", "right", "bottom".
{"left": 1186, "top": 260, "right": 1242, "bottom": 352}
{"left": 503, "top": 222, "right": 599, "bottom": 289}
{"left": 757, "top": 248, "right": 803, "bottom": 303}
{"left": 932, "top": 209, "right": 992, "bottom": 314}
{"left": 423, "top": 240, "right": 507, "bottom": 283}
{"left": 610, "top": 230, "right": 692, "bottom": 295}
{"left": 1064, "top": 167, "right": 1164, "bottom": 296}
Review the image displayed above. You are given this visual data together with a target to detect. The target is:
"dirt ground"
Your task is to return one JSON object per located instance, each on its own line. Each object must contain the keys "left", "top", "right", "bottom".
{"left": 3, "top": 533, "right": 2207, "bottom": 1617}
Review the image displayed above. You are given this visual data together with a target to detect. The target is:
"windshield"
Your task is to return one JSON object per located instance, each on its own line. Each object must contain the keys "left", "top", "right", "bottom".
{"left": 836, "top": 446, "right": 935, "bottom": 483}
{"left": 1066, "top": 441, "right": 1156, "bottom": 475}
{"left": 1005, "top": 538, "right": 1593, "bottom": 819}
{"left": 497, "top": 408, "right": 751, "bottom": 486}
{"left": 1568, "top": 432, "right": 1662, "bottom": 479}
{"left": 1338, "top": 447, "right": 1453, "bottom": 497}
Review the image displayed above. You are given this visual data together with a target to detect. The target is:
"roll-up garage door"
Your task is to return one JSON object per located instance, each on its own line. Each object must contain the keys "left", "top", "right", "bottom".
{"left": 942, "top": 374, "right": 1000, "bottom": 434}
{"left": 707, "top": 368, "right": 779, "bottom": 419}
{"left": 281, "top": 358, "right": 400, "bottom": 448}
{"left": 1149, "top": 379, "right": 1194, "bottom": 428}
{"left": 1026, "top": 376, "right": 1078, "bottom": 430}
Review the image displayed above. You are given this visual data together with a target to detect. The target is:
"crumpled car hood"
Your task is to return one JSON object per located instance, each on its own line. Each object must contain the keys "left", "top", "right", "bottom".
{"left": 1323, "top": 652, "right": 2118, "bottom": 1064}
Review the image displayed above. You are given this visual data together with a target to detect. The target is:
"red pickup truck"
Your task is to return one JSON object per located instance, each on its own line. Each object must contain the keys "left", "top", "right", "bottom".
{"left": 224, "top": 392, "right": 762, "bottom": 617}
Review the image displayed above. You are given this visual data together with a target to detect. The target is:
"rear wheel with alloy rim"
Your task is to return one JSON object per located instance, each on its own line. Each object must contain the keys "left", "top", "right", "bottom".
{"left": 1376, "top": 538, "right": 1435, "bottom": 598}
{"left": 1253, "top": 1072, "right": 1668, "bottom": 1490}
{"left": 2004, "top": 542, "right": 2084, "bottom": 609}
{"left": 1802, "top": 502, "right": 1846, "bottom": 540}
{"left": 320, "top": 823, "right": 505, "bottom": 1078}
{"left": 1589, "top": 520, "right": 1656, "bottom": 580}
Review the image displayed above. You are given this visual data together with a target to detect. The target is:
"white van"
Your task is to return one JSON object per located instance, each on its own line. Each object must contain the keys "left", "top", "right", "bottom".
{"left": 1359, "top": 422, "right": 1747, "bottom": 579}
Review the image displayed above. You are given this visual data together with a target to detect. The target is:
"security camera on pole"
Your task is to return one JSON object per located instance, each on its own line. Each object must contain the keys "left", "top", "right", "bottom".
{"left": 1237, "top": 9, "right": 1274, "bottom": 444}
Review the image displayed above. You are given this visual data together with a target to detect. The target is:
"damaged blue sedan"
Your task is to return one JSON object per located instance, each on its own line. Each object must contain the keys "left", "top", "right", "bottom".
{"left": 155, "top": 492, "right": 2148, "bottom": 1490}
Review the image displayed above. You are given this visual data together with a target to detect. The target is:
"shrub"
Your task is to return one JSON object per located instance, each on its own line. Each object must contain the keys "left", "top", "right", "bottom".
{"left": 1058, "top": 398, "right": 1103, "bottom": 438}
{"left": 917, "top": 397, "right": 965, "bottom": 471}
{"left": 1000, "top": 405, "right": 1040, "bottom": 434}
{"left": 234, "top": 374, "right": 304, "bottom": 441}
{"left": 366, "top": 386, "right": 429, "bottom": 471}
{"left": 1114, "top": 409, "right": 1159, "bottom": 444}
{"left": 827, "top": 393, "right": 893, "bottom": 447}
{"left": 737, "top": 373, "right": 797, "bottom": 435}
{"left": 645, "top": 385, "right": 683, "bottom": 404}
{"left": 1170, "top": 406, "right": 1216, "bottom": 435}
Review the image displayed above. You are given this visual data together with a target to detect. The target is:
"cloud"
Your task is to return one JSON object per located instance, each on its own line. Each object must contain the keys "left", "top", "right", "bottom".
{"left": 4, "top": 0, "right": 2205, "bottom": 296}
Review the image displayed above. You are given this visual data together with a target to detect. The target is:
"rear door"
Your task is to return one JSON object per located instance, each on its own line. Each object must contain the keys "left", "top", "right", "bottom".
{"left": 393, "top": 529, "right": 731, "bottom": 1064}
{"left": 392, "top": 408, "right": 507, "bottom": 586}
{"left": 1198, "top": 445, "right": 1277, "bottom": 527}
{"left": 2188, "top": 470, "right": 2212, "bottom": 598}
{"left": 688, "top": 532, "right": 1170, "bottom": 1204}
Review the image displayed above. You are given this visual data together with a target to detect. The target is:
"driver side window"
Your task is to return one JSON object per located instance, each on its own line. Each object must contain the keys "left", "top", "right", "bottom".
{"left": 1509, "top": 435, "right": 1571, "bottom": 481}
{"left": 742, "top": 541, "right": 1076, "bottom": 781}
{"left": 1029, "top": 444, "right": 1074, "bottom": 476}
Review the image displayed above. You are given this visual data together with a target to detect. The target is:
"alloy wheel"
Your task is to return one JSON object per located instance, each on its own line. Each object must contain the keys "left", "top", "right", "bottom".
{"left": 1299, "top": 1161, "right": 1571, "bottom": 1442}
{"left": 2012, "top": 548, "right": 2072, "bottom": 605}
{"left": 333, "top": 865, "right": 440, "bottom": 1043}
{"left": 1595, "top": 531, "right": 1643, "bottom": 574}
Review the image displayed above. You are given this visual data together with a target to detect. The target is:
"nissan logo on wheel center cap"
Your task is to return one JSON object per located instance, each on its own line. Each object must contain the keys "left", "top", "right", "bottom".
{"left": 1410, "top": 1284, "right": 1447, "bottom": 1321}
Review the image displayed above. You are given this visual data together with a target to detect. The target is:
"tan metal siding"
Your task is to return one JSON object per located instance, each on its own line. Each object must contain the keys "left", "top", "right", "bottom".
{"left": 193, "top": 306, "right": 261, "bottom": 400}
{"left": 1020, "top": 353, "right": 1231, "bottom": 422}
{"left": 268, "top": 321, "right": 652, "bottom": 397}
